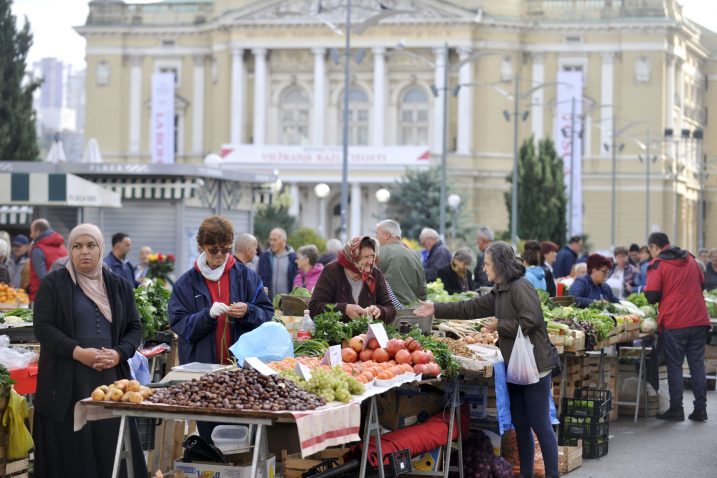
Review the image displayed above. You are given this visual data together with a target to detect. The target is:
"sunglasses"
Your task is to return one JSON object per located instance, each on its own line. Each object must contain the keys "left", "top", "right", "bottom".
{"left": 205, "top": 245, "right": 232, "bottom": 255}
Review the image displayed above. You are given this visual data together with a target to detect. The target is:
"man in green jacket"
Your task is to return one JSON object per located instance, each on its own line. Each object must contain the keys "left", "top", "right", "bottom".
{"left": 375, "top": 220, "right": 427, "bottom": 307}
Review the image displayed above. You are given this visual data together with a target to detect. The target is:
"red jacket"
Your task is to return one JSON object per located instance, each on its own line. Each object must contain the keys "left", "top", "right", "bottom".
{"left": 29, "top": 231, "right": 68, "bottom": 301}
{"left": 645, "top": 246, "right": 710, "bottom": 331}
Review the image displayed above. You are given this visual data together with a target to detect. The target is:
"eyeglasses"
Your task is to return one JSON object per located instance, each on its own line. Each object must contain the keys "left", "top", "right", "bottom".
{"left": 205, "top": 245, "right": 232, "bottom": 255}
{"left": 597, "top": 268, "right": 609, "bottom": 275}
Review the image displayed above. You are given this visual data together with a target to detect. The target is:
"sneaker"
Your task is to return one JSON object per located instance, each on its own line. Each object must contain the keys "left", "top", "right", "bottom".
{"left": 656, "top": 406, "right": 685, "bottom": 421}
{"left": 688, "top": 408, "right": 707, "bottom": 422}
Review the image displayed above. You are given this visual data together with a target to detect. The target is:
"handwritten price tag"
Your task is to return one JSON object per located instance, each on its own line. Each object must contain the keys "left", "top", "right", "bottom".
{"left": 295, "top": 362, "right": 312, "bottom": 381}
{"left": 363, "top": 323, "right": 389, "bottom": 350}
{"left": 320, "top": 345, "right": 342, "bottom": 366}
{"left": 243, "top": 357, "right": 276, "bottom": 376}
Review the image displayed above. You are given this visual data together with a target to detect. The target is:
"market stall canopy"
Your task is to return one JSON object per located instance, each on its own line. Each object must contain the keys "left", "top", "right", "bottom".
{"left": 0, "top": 172, "right": 121, "bottom": 208}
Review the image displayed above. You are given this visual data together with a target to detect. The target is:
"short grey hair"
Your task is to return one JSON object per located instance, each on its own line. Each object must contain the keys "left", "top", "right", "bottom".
{"left": 0, "top": 238, "right": 8, "bottom": 258}
{"left": 270, "top": 228, "right": 287, "bottom": 241}
{"left": 477, "top": 226, "right": 494, "bottom": 242}
{"left": 234, "top": 233, "right": 257, "bottom": 252}
{"left": 710, "top": 248, "right": 717, "bottom": 257}
{"left": 453, "top": 247, "right": 474, "bottom": 267}
{"left": 697, "top": 248, "right": 709, "bottom": 255}
{"left": 297, "top": 244, "right": 319, "bottom": 265}
{"left": 485, "top": 241, "right": 525, "bottom": 284}
{"left": 325, "top": 238, "right": 342, "bottom": 253}
{"left": 419, "top": 227, "right": 439, "bottom": 242}
{"left": 376, "top": 219, "right": 402, "bottom": 239}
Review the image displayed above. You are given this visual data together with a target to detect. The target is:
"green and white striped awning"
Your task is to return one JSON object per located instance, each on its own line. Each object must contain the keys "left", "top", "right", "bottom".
{"left": 0, "top": 172, "right": 121, "bottom": 208}
{"left": 90, "top": 178, "right": 198, "bottom": 200}
{"left": 0, "top": 206, "right": 33, "bottom": 225}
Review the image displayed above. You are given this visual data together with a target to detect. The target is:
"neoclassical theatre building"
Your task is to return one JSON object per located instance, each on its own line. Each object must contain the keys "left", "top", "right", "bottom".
{"left": 78, "top": 0, "right": 717, "bottom": 250}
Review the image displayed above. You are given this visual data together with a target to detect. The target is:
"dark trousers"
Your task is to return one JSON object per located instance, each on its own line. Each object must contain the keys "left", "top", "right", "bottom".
{"left": 508, "top": 374, "right": 559, "bottom": 477}
{"left": 660, "top": 326, "right": 709, "bottom": 410}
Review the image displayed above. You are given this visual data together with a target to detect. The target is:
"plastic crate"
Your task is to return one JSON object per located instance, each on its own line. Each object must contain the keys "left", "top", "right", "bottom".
{"left": 559, "top": 418, "right": 608, "bottom": 440}
{"left": 136, "top": 417, "right": 161, "bottom": 451}
{"left": 562, "top": 388, "right": 612, "bottom": 419}
{"left": 560, "top": 436, "right": 609, "bottom": 459}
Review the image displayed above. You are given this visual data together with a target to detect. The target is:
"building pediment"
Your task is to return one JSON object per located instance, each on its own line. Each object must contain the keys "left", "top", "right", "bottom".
{"left": 218, "top": 0, "right": 478, "bottom": 27}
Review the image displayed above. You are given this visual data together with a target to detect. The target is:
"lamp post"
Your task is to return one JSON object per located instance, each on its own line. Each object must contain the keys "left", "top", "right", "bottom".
{"left": 633, "top": 132, "right": 659, "bottom": 242}
{"left": 314, "top": 183, "right": 331, "bottom": 238}
{"left": 447, "top": 193, "right": 461, "bottom": 241}
{"left": 663, "top": 128, "right": 691, "bottom": 243}
{"left": 693, "top": 129, "right": 705, "bottom": 248}
{"left": 375, "top": 187, "right": 390, "bottom": 218}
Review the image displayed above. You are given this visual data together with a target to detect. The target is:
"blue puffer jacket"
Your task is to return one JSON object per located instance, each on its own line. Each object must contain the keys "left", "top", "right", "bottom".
{"left": 569, "top": 274, "right": 619, "bottom": 308}
{"left": 169, "top": 263, "right": 274, "bottom": 364}
{"left": 525, "top": 266, "right": 547, "bottom": 291}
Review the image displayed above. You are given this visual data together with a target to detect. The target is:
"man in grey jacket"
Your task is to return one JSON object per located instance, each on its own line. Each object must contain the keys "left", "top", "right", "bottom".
{"left": 419, "top": 227, "right": 452, "bottom": 283}
{"left": 257, "top": 228, "right": 298, "bottom": 298}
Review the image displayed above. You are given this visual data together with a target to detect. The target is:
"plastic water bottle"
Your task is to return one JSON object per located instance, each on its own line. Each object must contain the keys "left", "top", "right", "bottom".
{"left": 297, "top": 309, "right": 314, "bottom": 341}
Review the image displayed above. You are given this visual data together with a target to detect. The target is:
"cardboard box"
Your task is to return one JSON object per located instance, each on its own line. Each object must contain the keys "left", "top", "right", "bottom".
{"left": 558, "top": 441, "right": 582, "bottom": 474}
{"left": 462, "top": 384, "right": 489, "bottom": 419}
{"left": 376, "top": 388, "right": 445, "bottom": 430}
{"left": 411, "top": 447, "right": 442, "bottom": 472}
{"left": 282, "top": 448, "right": 348, "bottom": 478}
{"left": 174, "top": 453, "right": 275, "bottom": 478}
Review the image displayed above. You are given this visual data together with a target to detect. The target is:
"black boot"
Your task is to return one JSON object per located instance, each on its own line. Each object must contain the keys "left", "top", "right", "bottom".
{"left": 656, "top": 405, "right": 684, "bottom": 421}
{"left": 688, "top": 408, "right": 708, "bottom": 421}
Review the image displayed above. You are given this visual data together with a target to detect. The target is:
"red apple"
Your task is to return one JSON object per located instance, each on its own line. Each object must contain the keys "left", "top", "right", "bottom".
{"left": 359, "top": 349, "right": 374, "bottom": 362}
{"left": 342, "top": 347, "right": 357, "bottom": 363}
{"left": 373, "top": 348, "right": 390, "bottom": 363}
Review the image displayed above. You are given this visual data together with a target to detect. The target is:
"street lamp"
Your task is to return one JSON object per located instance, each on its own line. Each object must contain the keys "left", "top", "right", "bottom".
{"left": 314, "top": 183, "right": 331, "bottom": 238}
{"left": 631, "top": 133, "right": 659, "bottom": 242}
{"left": 447, "top": 193, "right": 461, "bottom": 241}
{"left": 693, "top": 129, "right": 705, "bottom": 248}
{"left": 375, "top": 187, "right": 390, "bottom": 218}
{"left": 663, "top": 128, "right": 691, "bottom": 243}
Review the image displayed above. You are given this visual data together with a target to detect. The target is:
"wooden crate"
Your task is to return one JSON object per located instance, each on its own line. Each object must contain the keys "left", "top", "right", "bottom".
{"left": 3, "top": 457, "right": 29, "bottom": 478}
{"left": 558, "top": 440, "right": 582, "bottom": 474}
{"left": 282, "top": 447, "right": 349, "bottom": 478}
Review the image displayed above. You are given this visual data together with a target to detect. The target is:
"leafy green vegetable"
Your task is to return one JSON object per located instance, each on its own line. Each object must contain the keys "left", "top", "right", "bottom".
{"left": 290, "top": 287, "right": 312, "bottom": 298}
{"left": 134, "top": 279, "right": 171, "bottom": 340}
{"left": 293, "top": 339, "right": 329, "bottom": 357}
{"left": 425, "top": 279, "right": 477, "bottom": 304}
{"left": 312, "top": 304, "right": 398, "bottom": 345}
{"left": 0, "top": 364, "right": 15, "bottom": 391}
{"left": 626, "top": 293, "right": 648, "bottom": 308}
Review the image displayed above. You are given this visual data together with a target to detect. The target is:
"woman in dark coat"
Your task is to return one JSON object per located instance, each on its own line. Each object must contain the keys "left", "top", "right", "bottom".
{"left": 415, "top": 241, "right": 560, "bottom": 478}
{"left": 309, "top": 236, "right": 396, "bottom": 323}
{"left": 33, "top": 224, "right": 146, "bottom": 478}
{"left": 436, "top": 247, "right": 475, "bottom": 294}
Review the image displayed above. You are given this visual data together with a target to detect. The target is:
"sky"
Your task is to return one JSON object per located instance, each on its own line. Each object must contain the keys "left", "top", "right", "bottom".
{"left": 10, "top": 0, "right": 717, "bottom": 70}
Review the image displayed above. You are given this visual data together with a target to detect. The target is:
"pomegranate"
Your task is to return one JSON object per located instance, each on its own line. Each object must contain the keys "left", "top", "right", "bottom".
{"left": 367, "top": 338, "right": 380, "bottom": 350}
{"left": 412, "top": 350, "right": 430, "bottom": 365}
{"left": 349, "top": 336, "right": 364, "bottom": 353}
{"left": 342, "top": 347, "right": 357, "bottom": 363}
{"left": 395, "top": 349, "right": 412, "bottom": 364}
{"left": 413, "top": 363, "right": 429, "bottom": 374}
{"left": 359, "top": 349, "right": 374, "bottom": 362}
{"left": 405, "top": 336, "right": 421, "bottom": 352}
{"left": 385, "top": 338, "right": 405, "bottom": 357}
{"left": 373, "top": 348, "right": 390, "bottom": 363}
{"left": 424, "top": 350, "right": 435, "bottom": 363}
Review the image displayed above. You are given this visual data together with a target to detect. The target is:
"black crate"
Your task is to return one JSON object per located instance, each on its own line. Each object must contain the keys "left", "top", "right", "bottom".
{"left": 562, "top": 388, "right": 612, "bottom": 419}
{"left": 560, "top": 435, "right": 609, "bottom": 459}
{"left": 559, "top": 417, "right": 608, "bottom": 440}
{"left": 136, "top": 417, "right": 161, "bottom": 451}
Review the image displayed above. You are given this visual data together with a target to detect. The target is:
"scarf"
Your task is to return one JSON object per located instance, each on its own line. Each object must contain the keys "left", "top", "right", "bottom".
{"left": 337, "top": 236, "right": 379, "bottom": 295}
{"left": 196, "top": 251, "right": 230, "bottom": 281}
{"left": 66, "top": 223, "right": 113, "bottom": 322}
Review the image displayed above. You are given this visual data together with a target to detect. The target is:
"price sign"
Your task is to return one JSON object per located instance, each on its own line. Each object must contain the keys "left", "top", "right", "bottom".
{"left": 243, "top": 357, "right": 276, "bottom": 376}
{"left": 363, "top": 323, "right": 389, "bottom": 350}
{"left": 295, "top": 362, "right": 312, "bottom": 381}
{"left": 320, "top": 345, "right": 342, "bottom": 366}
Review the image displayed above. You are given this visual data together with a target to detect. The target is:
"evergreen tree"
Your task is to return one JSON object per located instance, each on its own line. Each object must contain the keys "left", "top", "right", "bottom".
{"left": 504, "top": 136, "right": 567, "bottom": 244}
{"left": 385, "top": 167, "right": 472, "bottom": 241}
{"left": 253, "top": 202, "right": 297, "bottom": 246}
{"left": 0, "top": 0, "right": 40, "bottom": 161}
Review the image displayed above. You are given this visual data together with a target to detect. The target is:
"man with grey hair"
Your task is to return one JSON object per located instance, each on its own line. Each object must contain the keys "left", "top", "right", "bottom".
{"left": 318, "top": 238, "right": 342, "bottom": 265}
{"left": 234, "top": 233, "right": 259, "bottom": 271}
{"left": 705, "top": 248, "right": 717, "bottom": 291}
{"left": 419, "top": 227, "right": 452, "bottom": 283}
{"left": 474, "top": 226, "right": 494, "bottom": 288}
{"left": 257, "top": 228, "right": 297, "bottom": 298}
{"left": 375, "top": 220, "right": 426, "bottom": 306}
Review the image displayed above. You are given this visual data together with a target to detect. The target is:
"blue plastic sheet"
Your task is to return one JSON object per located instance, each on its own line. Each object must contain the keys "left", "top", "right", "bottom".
{"left": 128, "top": 351, "right": 152, "bottom": 385}
{"left": 230, "top": 322, "right": 294, "bottom": 366}
{"left": 492, "top": 360, "right": 513, "bottom": 435}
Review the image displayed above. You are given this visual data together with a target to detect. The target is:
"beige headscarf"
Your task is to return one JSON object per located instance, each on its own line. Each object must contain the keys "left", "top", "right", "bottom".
{"left": 65, "top": 224, "right": 113, "bottom": 322}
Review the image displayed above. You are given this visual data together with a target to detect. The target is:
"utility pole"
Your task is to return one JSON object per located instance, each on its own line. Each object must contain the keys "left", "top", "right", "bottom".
{"left": 438, "top": 43, "right": 449, "bottom": 240}
{"left": 510, "top": 75, "right": 520, "bottom": 246}
{"left": 568, "top": 96, "right": 576, "bottom": 239}
{"left": 610, "top": 117, "right": 617, "bottom": 249}
{"left": 339, "top": 0, "right": 351, "bottom": 244}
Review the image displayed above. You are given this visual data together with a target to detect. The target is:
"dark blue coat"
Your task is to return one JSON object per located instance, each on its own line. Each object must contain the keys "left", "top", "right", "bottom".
{"left": 168, "top": 263, "right": 274, "bottom": 364}
{"left": 257, "top": 249, "right": 298, "bottom": 298}
{"left": 424, "top": 240, "right": 452, "bottom": 283}
{"left": 104, "top": 252, "right": 138, "bottom": 288}
{"left": 553, "top": 246, "right": 578, "bottom": 279}
{"left": 569, "top": 275, "right": 619, "bottom": 308}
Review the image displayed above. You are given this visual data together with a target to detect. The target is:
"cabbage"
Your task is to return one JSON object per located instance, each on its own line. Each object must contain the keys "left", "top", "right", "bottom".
{"left": 639, "top": 305, "right": 656, "bottom": 319}
{"left": 640, "top": 317, "right": 657, "bottom": 334}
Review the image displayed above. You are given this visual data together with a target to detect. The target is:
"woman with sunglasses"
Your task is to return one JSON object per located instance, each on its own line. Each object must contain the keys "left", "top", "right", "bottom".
{"left": 169, "top": 216, "right": 274, "bottom": 367}
{"left": 568, "top": 253, "right": 620, "bottom": 308}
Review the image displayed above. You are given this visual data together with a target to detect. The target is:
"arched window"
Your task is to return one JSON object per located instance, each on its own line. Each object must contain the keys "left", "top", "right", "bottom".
{"left": 398, "top": 87, "right": 429, "bottom": 145}
{"left": 340, "top": 87, "right": 369, "bottom": 146}
{"left": 280, "top": 87, "right": 310, "bottom": 145}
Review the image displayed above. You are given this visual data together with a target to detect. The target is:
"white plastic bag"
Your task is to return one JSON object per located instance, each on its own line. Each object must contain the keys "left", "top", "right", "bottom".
{"left": 506, "top": 326, "right": 539, "bottom": 385}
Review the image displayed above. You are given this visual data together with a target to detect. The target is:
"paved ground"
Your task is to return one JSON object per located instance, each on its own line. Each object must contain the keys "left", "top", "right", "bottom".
{"left": 565, "top": 388, "right": 717, "bottom": 477}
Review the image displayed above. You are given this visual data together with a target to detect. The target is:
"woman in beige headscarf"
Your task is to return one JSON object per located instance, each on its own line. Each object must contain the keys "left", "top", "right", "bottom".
{"left": 33, "top": 224, "right": 146, "bottom": 478}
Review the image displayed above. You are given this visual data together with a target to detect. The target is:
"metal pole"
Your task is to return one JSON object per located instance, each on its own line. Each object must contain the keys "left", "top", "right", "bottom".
{"left": 339, "top": 0, "right": 351, "bottom": 244}
{"left": 611, "top": 116, "right": 616, "bottom": 249}
{"left": 645, "top": 130, "right": 650, "bottom": 242}
{"left": 569, "top": 96, "right": 576, "bottom": 239}
{"left": 697, "top": 137, "right": 705, "bottom": 249}
{"left": 673, "top": 141, "right": 679, "bottom": 243}
{"left": 511, "top": 75, "right": 520, "bottom": 246}
{"left": 439, "top": 43, "right": 449, "bottom": 239}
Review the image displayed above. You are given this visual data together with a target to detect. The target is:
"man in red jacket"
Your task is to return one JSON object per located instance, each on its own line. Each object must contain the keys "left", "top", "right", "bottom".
{"left": 28, "top": 219, "right": 68, "bottom": 301}
{"left": 645, "top": 232, "right": 710, "bottom": 421}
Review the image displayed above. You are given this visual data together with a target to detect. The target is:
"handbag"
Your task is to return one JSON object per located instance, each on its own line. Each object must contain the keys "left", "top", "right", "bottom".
{"left": 182, "top": 435, "right": 227, "bottom": 463}
{"left": 506, "top": 326, "right": 540, "bottom": 385}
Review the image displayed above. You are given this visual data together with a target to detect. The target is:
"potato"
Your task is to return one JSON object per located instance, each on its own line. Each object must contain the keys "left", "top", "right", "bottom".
{"left": 127, "top": 380, "right": 141, "bottom": 392}
{"left": 99, "top": 385, "right": 109, "bottom": 393}
{"left": 109, "top": 388, "right": 124, "bottom": 401}
{"left": 121, "top": 392, "right": 132, "bottom": 402}
{"left": 114, "top": 379, "right": 129, "bottom": 391}
{"left": 139, "top": 387, "right": 152, "bottom": 399}
{"left": 104, "top": 386, "right": 116, "bottom": 401}
{"left": 127, "top": 391, "right": 143, "bottom": 403}
{"left": 91, "top": 388, "right": 105, "bottom": 401}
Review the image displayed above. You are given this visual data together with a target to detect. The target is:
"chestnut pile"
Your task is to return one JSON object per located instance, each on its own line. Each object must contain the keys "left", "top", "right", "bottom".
{"left": 148, "top": 368, "right": 326, "bottom": 412}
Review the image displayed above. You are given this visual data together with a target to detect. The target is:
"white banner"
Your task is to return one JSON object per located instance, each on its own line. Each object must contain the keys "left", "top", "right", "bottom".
{"left": 150, "top": 73, "right": 175, "bottom": 164}
{"left": 219, "top": 145, "right": 431, "bottom": 167}
{"left": 555, "top": 71, "right": 583, "bottom": 237}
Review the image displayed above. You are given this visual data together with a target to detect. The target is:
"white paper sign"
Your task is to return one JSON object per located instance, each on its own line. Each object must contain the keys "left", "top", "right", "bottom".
{"left": 243, "top": 357, "right": 276, "bottom": 376}
{"left": 320, "top": 345, "right": 342, "bottom": 366}
{"left": 295, "top": 362, "right": 312, "bottom": 381}
{"left": 363, "top": 323, "right": 389, "bottom": 350}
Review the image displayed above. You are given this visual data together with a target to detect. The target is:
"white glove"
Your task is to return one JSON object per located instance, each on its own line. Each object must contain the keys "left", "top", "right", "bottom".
{"left": 210, "top": 302, "right": 230, "bottom": 318}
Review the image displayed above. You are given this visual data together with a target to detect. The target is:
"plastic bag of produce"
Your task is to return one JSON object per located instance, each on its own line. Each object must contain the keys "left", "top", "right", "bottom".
{"left": 230, "top": 322, "right": 294, "bottom": 366}
{"left": 506, "top": 327, "right": 539, "bottom": 385}
{"left": 2, "top": 389, "right": 34, "bottom": 459}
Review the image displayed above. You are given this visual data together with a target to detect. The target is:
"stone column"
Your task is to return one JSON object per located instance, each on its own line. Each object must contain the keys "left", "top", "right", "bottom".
{"left": 600, "top": 53, "right": 615, "bottom": 158}
{"left": 192, "top": 55, "right": 205, "bottom": 155}
{"left": 230, "top": 48, "right": 246, "bottom": 144}
{"left": 665, "top": 55, "right": 675, "bottom": 131}
{"left": 252, "top": 48, "right": 268, "bottom": 145}
{"left": 432, "top": 47, "right": 448, "bottom": 154}
{"left": 372, "top": 47, "right": 386, "bottom": 146}
{"left": 350, "top": 182, "right": 362, "bottom": 237}
{"left": 288, "top": 183, "right": 300, "bottom": 217}
{"left": 457, "top": 49, "right": 473, "bottom": 154}
{"left": 128, "top": 55, "right": 143, "bottom": 155}
{"left": 531, "top": 53, "right": 545, "bottom": 141}
{"left": 312, "top": 47, "right": 326, "bottom": 145}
